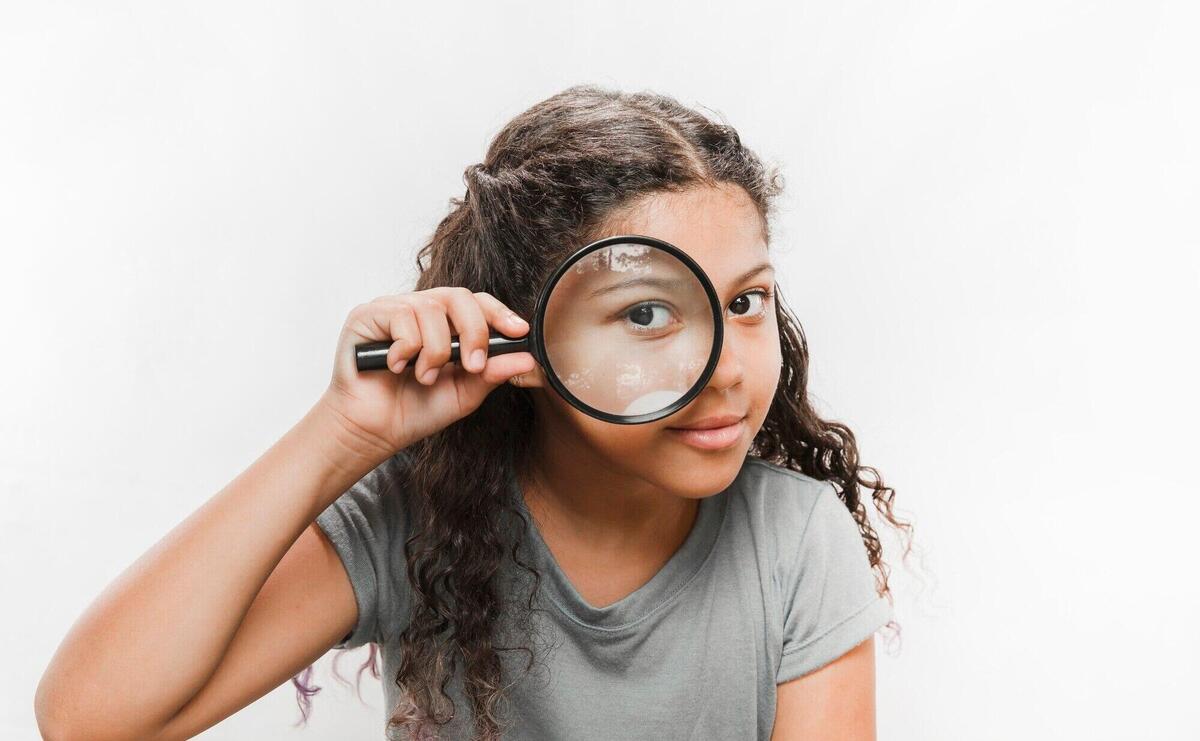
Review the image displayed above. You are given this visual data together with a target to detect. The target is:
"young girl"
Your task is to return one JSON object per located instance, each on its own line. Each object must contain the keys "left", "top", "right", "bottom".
{"left": 36, "top": 84, "right": 912, "bottom": 741}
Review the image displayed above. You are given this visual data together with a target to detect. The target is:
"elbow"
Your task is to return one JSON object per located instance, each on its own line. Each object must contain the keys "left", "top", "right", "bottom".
{"left": 35, "top": 676, "right": 165, "bottom": 741}
{"left": 34, "top": 675, "right": 70, "bottom": 741}
{"left": 34, "top": 681, "right": 90, "bottom": 741}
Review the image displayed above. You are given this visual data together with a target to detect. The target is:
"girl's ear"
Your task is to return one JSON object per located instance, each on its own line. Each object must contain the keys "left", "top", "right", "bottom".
{"left": 507, "top": 364, "right": 547, "bottom": 388}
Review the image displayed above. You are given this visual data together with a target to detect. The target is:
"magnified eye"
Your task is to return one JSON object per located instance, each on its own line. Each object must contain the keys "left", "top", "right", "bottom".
{"left": 622, "top": 302, "right": 676, "bottom": 333}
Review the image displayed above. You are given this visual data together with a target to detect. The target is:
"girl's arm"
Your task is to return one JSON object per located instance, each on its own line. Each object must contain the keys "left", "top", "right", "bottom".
{"left": 34, "top": 395, "right": 393, "bottom": 741}
{"left": 771, "top": 636, "right": 878, "bottom": 741}
{"left": 35, "top": 288, "right": 533, "bottom": 740}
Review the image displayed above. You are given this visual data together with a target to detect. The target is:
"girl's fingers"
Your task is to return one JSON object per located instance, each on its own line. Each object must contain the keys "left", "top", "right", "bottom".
{"left": 353, "top": 289, "right": 527, "bottom": 384}
{"left": 470, "top": 291, "right": 530, "bottom": 338}
{"left": 382, "top": 302, "right": 421, "bottom": 373}
{"left": 463, "top": 351, "right": 537, "bottom": 390}
{"left": 356, "top": 297, "right": 421, "bottom": 375}
{"left": 437, "top": 287, "right": 491, "bottom": 373}
{"left": 409, "top": 297, "right": 452, "bottom": 384}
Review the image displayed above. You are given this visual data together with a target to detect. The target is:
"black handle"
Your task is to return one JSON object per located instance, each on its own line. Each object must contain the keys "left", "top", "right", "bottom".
{"left": 355, "top": 331, "right": 531, "bottom": 372}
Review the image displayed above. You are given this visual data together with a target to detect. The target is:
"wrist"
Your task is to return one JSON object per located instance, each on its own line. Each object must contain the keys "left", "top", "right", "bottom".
{"left": 305, "top": 392, "right": 397, "bottom": 478}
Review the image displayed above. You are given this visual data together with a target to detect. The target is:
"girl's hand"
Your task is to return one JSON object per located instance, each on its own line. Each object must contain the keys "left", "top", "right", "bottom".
{"left": 320, "top": 287, "right": 535, "bottom": 459}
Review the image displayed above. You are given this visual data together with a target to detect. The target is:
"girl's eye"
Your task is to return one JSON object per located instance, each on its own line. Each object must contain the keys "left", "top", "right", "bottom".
{"left": 621, "top": 302, "right": 675, "bottom": 333}
{"left": 728, "top": 288, "right": 774, "bottom": 319}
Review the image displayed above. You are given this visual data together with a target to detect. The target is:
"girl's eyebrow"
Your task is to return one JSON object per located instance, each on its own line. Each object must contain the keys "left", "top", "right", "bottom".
{"left": 587, "top": 276, "right": 686, "bottom": 299}
{"left": 586, "top": 262, "right": 776, "bottom": 300}
{"left": 731, "top": 261, "right": 776, "bottom": 285}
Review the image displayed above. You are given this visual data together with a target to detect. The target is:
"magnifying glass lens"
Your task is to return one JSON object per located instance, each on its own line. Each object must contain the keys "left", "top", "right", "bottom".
{"left": 542, "top": 242, "right": 716, "bottom": 419}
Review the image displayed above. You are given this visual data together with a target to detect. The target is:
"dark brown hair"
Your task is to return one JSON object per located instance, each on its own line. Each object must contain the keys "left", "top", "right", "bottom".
{"left": 290, "top": 83, "right": 916, "bottom": 740}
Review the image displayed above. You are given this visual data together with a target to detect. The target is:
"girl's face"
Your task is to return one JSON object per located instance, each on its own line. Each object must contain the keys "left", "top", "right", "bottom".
{"left": 520, "top": 183, "right": 782, "bottom": 500}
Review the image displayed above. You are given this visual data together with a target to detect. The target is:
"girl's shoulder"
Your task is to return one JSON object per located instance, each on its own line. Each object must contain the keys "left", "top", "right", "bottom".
{"left": 734, "top": 456, "right": 863, "bottom": 566}
{"left": 738, "top": 455, "right": 840, "bottom": 523}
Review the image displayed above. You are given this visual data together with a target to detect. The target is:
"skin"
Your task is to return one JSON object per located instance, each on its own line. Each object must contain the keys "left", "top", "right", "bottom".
{"left": 772, "top": 637, "right": 877, "bottom": 741}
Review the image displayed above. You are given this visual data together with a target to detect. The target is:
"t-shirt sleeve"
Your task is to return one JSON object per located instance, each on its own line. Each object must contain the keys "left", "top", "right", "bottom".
{"left": 314, "top": 451, "right": 414, "bottom": 650}
{"left": 776, "top": 481, "right": 892, "bottom": 684}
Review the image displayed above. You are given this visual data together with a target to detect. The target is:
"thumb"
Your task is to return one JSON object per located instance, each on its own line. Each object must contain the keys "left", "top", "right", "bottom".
{"left": 453, "top": 352, "right": 537, "bottom": 403}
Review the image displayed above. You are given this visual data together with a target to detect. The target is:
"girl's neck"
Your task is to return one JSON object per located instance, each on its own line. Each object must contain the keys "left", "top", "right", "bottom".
{"left": 516, "top": 449, "right": 699, "bottom": 559}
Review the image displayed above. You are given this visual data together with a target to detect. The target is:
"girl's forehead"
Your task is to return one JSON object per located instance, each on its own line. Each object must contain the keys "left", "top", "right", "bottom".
{"left": 608, "top": 185, "right": 771, "bottom": 287}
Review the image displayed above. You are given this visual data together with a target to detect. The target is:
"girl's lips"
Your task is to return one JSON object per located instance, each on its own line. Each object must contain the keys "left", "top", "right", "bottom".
{"left": 666, "top": 418, "right": 745, "bottom": 450}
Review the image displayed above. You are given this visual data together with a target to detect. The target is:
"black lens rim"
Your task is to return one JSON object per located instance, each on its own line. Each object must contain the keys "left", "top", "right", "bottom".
{"left": 531, "top": 234, "right": 725, "bottom": 425}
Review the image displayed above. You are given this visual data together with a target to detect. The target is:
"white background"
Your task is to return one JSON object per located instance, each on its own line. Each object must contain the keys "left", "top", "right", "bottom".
{"left": 3, "top": 1, "right": 1197, "bottom": 739}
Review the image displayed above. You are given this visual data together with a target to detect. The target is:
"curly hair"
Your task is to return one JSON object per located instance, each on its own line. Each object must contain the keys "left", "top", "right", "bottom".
{"left": 289, "top": 83, "right": 916, "bottom": 740}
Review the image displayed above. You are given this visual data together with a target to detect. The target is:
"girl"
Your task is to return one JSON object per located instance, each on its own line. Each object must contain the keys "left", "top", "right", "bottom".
{"left": 36, "top": 84, "right": 913, "bottom": 741}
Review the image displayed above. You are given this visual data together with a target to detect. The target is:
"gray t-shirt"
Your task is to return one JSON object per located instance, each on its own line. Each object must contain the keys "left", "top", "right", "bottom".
{"left": 315, "top": 452, "right": 891, "bottom": 740}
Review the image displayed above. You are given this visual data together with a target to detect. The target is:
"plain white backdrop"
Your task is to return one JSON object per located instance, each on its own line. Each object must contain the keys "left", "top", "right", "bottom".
{"left": 3, "top": 1, "right": 1197, "bottom": 739}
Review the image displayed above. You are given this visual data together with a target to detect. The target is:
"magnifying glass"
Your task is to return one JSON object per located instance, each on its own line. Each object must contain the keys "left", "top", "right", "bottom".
{"left": 354, "top": 234, "right": 724, "bottom": 425}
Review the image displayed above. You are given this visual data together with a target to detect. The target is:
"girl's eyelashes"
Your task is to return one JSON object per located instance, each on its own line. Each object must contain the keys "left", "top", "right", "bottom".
{"left": 727, "top": 287, "right": 775, "bottom": 320}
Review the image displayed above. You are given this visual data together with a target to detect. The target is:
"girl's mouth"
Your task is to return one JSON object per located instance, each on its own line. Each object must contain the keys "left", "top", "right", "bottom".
{"left": 666, "top": 417, "right": 745, "bottom": 450}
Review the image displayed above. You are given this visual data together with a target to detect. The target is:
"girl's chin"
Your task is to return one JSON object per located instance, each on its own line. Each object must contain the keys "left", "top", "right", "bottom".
{"left": 653, "top": 448, "right": 747, "bottom": 496}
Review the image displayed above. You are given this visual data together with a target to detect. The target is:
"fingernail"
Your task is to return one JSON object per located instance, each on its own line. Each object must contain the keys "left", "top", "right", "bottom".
{"left": 393, "top": 359, "right": 407, "bottom": 373}
{"left": 470, "top": 349, "right": 486, "bottom": 370}
{"left": 508, "top": 312, "right": 527, "bottom": 326}
{"left": 422, "top": 368, "right": 439, "bottom": 384}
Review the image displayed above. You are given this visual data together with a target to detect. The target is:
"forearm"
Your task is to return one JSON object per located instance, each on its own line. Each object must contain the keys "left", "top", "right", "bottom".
{"left": 35, "top": 395, "right": 392, "bottom": 741}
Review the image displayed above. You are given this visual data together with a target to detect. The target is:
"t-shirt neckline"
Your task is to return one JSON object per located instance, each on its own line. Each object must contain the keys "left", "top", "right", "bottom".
{"left": 506, "top": 462, "right": 731, "bottom": 632}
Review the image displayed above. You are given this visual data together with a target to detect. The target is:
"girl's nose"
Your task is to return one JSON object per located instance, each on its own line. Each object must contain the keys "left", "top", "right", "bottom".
{"left": 704, "top": 330, "right": 745, "bottom": 391}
